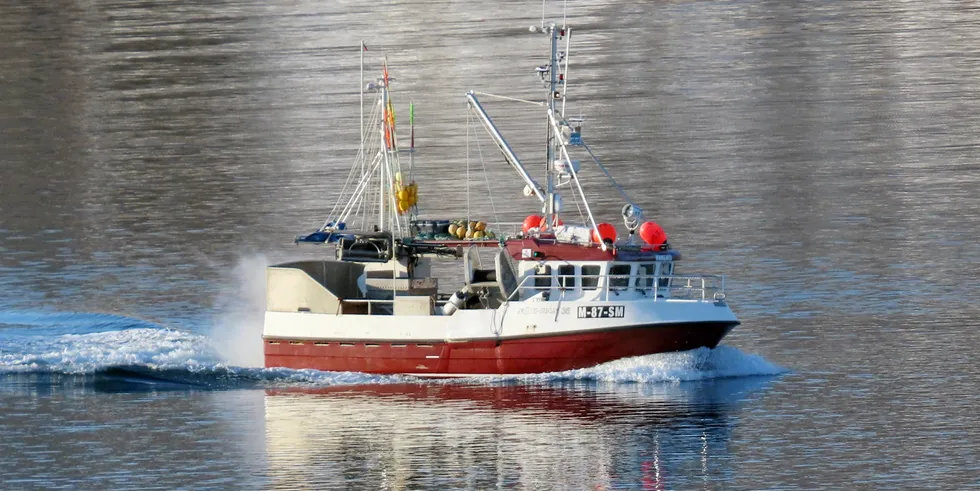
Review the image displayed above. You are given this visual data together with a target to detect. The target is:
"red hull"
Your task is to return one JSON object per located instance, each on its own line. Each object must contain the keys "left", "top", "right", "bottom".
{"left": 264, "top": 322, "right": 737, "bottom": 376}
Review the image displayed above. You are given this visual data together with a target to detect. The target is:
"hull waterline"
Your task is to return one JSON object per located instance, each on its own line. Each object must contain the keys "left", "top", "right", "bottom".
{"left": 264, "top": 321, "right": 737, "bottom": 376}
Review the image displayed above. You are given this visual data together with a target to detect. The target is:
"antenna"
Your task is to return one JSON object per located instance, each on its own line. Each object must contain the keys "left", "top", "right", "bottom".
{"left": 360, "top": 40, "right": 365, "bottom": 180}
{"left": 409, "top": 101, "right": 414, "bottom": 182}
{"left": 561, "top": 27, "right": 571, "bottom": 115}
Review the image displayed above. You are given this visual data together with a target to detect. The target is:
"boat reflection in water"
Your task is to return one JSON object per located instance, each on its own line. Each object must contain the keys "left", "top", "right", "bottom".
{"left": 263, "top": 377, "right": 774, "bottom": 489}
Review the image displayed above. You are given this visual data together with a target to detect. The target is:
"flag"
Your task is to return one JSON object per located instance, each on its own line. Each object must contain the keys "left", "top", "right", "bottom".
{"left": 362, "top": 42, "right": 368, "bottom": 51}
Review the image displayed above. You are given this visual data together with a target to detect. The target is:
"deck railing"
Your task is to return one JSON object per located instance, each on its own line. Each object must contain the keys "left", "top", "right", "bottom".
{"left": 506, "top": 273, "right": 726, "bottom": 303}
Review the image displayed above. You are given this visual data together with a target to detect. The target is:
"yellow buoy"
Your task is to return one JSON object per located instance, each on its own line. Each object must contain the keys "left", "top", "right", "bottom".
{"left": 456, "top": 227, "right": 466, "bottom": 239}
{"left": 474, "top": 230, "right": 484, "bottom": 239}
{"left": 475, "top": 221, "right": 486, "bottom": 232}
{"left": 448, "top": 224, "right": 458, "bottom": 236}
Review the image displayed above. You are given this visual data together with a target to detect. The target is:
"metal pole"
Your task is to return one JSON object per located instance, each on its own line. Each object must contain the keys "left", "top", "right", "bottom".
{"left": 360, "top": 40, "right": 365, "bottom": 179}
{"left": 465, "top": 92, "right": 546, "bottom": 202}
{"left": 380, "top": 83, "right": 386, "bottom": 231}
{"left": 561, "top": 27, "right": 571, "bottom": 115}
{"left": 409, "top": 101, "right": 414, "bottom": 181}
{"left": 545, "top": 25, "right": 559, "bottom": 228}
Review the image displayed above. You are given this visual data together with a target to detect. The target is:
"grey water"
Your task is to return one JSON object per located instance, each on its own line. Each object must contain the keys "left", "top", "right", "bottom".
{"left": 2, "top": 0, "right": 980, "bottom": 489}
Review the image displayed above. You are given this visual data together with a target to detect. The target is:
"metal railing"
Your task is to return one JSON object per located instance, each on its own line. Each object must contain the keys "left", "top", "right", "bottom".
{"left": 506, "top": 273, "right": 726, "bottom": 303}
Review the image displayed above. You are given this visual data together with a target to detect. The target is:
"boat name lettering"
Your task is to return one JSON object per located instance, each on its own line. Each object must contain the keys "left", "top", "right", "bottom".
{"left": 516, "top": 306, "right": 572, "bottom": 315}
{"left": 577, "top": 305, "right": 626, "bottom": 319}
{"left": 655, "top": 254, "right": 672, "bottom": 261}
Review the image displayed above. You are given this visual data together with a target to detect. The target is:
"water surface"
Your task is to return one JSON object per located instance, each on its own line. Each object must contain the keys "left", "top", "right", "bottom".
{"left": 3, "top": 0, "right": 980, "bottom": 489}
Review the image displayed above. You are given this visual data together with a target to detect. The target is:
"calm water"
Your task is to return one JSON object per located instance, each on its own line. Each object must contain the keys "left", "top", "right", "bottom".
{"left": 3, "top": 0, "right": 980, "bottom": 489}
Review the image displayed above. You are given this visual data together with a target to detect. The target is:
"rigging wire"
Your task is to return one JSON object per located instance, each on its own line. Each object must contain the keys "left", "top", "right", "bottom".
{"left": 321, "top": 149, "right": 362, "bottom": 230}
{"left": 356, "top": 102, "right": 381, "bottom": 230}
{"left": 350, "top": 101, "right": 384, "bottom": 230}
{"left": 322, "top": 95, "right": 383, "bottom": 230}
{"left": 581, "top": 140, "right": 636, "bottom": 207}
{"left": 471, "top": 91, "right": 545, "bottom": 107}
{"left": 473, "top": 117, "right": 501, "bottom": 228}
{"left": 565, "top": 172, "right": 587, "bottom": 225}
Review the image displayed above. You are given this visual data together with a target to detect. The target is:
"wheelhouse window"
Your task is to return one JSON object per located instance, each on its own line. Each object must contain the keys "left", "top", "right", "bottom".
{"left": 659, "top": 262, "right": 673, "bottom": 288}
{"left": 557, "top": 264, "right": 576, "bottom": 289}
{"left": 609, "top": 264, "right": 632, "bottom": 291}
{"left": 534, "top": 265, "right": 552, "bottom": 291}
{"left": 581, "top": 265, "right": 600, "bottom": 290}
{"left": 639, "top": 263, "right": 656, "bottom": 290}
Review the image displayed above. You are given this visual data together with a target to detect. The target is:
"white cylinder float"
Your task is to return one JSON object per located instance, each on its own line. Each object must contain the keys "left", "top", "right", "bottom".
{"left": 553, "top": 224, "right": 594, "bottom": 246}
{"left": 554, "top": 159, "right": 581, "bottom": 176}
{"left": 442, "top": 290, "right": 466, "bottom": 315}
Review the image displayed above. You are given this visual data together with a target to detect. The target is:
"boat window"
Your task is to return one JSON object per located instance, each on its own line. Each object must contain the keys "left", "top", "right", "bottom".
{"left": 609, "top": 264, "right": 632, "bottom": 290}
{"left": 534, "top": 265, "right": 552, "bottom": 291}
{"left": 581, "top": 265, "right": 600, "bottom": 290}
{"left": 659, "top": 262, "right": 673, "bottom": 288}
{"left": 639, "top": 263, "right": 656, "bottom": 290}
{"left": 557, "top": 264, "right": 576, "bottom": 289}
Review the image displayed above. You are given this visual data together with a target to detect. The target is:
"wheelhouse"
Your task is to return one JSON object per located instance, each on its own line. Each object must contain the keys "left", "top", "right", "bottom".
{"left": 513, "top": 259, "right": 681, "bottom": 301}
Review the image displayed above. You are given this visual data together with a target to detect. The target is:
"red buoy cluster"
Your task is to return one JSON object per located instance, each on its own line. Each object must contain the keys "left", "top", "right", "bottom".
{"left": 522, "top": 215, "right": 565, "bottom": 234}
{"left": 522, "top": 215, "right": 543, "bottom": 234}
{"left": 591, "top": 223, "right": 617, "bottom": 244}
{"left": 523, "top": 215, "right": 667, "bottom": 249}
{"left": 639, "top": 221, "right": 667, "bottom": 246}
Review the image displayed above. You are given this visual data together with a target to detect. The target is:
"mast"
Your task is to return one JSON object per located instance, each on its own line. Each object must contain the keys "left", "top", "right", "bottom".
{"left": 360, "top": 40, "right": 365, "bottom": 180}
{"left": 539, "top": 17, "right": 607, "bottom": 250}
{"left": 409, "top": 101, "right": 414, "bottom": 181}
{"left": 379, "top": 60, "right": 387, "bottom": 231}
{"left": 545, "top": 23, "right": 560, "bottom": 229}
{"left": 377, "top": 58, "right": 391, "bottom": 234}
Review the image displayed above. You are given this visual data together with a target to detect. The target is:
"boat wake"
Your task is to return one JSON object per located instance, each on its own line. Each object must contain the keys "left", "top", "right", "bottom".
{"left": 0, "top": 312, "right": 395, "bottom": 388}
{"left": 492, "top": 346, "right": 786, "bottom": 385}
{"left": 1, "top": 311, "right": 785, "bottom": 390}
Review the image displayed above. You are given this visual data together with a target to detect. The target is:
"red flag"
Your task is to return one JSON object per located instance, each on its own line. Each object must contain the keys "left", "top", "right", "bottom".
{"left": 362, "top": 43, "right": 368, "bottom": 51}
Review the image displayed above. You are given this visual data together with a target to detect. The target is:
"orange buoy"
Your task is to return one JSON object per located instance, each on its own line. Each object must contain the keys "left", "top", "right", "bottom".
{"left": 638, "top": 221, "right": 667, "bottom": 246}
{"left": 591, "top": 222, "right": 617, "bottom": 244}
{"left": 522, "top": 215, "right": 543, "bottom": 234}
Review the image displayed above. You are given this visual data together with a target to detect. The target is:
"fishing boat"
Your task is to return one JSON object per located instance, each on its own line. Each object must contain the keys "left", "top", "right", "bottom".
{"left": 262, "top": 21, "right": 739, "bottom": 377}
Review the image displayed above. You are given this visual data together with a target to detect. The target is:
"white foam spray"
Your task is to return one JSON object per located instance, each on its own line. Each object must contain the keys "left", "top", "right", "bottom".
{"left": 0, "top": 327, "right": 219, "bottom": 374}
{"left": 478, "top": 346, "right": 787, "bottom": 384}
{"left": 208, "top": 254, "right": 272, "bottom": 367}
